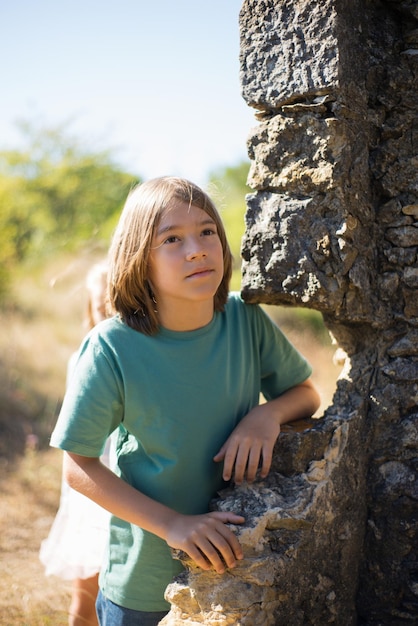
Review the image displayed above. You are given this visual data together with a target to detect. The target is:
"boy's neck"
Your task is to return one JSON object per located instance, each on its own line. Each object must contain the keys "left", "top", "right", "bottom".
{"left": 158, "top": 299, "right": 215, "bottom": 332}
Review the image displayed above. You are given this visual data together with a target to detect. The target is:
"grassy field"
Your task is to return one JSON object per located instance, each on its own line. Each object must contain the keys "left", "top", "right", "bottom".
{"left": 0, "top": 448, "right": 71, "bottom": 625}
{"left": 0, "top": 253, "right": 100, "bottom": 625}
{"left": 0, "top": 253, "right": 341, "bottom": 625}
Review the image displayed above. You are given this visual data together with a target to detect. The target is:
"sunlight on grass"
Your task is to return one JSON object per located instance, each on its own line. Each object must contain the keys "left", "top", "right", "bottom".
{"left": 0, "top": 449, "right": 71, "bottom": 624}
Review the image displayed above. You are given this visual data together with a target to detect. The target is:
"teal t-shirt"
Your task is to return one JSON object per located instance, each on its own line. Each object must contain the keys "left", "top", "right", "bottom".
{"left": 51, "top": 293, "right": 312, "bottom": 611}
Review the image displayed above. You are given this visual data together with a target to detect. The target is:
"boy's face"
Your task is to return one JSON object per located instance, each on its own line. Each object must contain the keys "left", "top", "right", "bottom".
{"left": 148, "top": 202, "right": 224, "bottom": 324}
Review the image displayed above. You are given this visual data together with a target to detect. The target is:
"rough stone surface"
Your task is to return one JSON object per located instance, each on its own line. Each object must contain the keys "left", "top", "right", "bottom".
{"left": 162, "top": 407, "right": 366, "bottom": 626}
{"left": 162, "top": 1, "right": 418, "bottom": 624}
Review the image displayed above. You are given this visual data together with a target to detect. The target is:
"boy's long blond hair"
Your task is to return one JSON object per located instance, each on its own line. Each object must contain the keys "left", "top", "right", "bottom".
{"left": 108, "top": 176, "right": 233, "bottom": 334}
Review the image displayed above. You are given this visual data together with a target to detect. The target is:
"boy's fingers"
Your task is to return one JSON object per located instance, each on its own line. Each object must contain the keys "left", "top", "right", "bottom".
{"left": 189, "top": 528, "right": 243, "bottom": 573}
{"left": 232, "top": 453, "right": 246, "bottom": 484}
{"left": 233, "top": 440, "right": 261, "bottom": 484}
{"left": 213, "top": 445, "right": 225, "bottom": 462}
{"left": 221, "top": 446, "right": 239, "bottom": 481}
{"left": 260, "top": 443, "right": 273, "bottom": 478}
{"left": 217, "top": 520, "right": 243, "bottom": 548}
{"left": 196, "top": 538, "right": 228, "bottom": 573}
{"left": 206, "top": 528, "right": 243, "bottom": 571}
{"left": 245, "top": 446, "right": 262, "bottom": 482}
{"left": 189, "top": 547, "right": 213, "bottom": 571}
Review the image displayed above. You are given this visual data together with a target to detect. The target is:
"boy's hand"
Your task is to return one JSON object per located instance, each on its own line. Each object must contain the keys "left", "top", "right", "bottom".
{"left": 165, "top": 511, "right": 244, "bottom": 574}
{"left": 213, "top": 405, "right": 282, "bottom": 484}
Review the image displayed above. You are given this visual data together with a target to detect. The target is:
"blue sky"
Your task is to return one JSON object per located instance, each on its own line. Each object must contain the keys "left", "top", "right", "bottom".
{"left": 1, "top": 0, "right": 255, "bottom": 185}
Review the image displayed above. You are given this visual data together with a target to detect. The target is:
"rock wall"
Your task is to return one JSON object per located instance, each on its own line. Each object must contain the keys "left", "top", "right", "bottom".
{"left": 161, "top": 1, "right": 418, "bottom": 624}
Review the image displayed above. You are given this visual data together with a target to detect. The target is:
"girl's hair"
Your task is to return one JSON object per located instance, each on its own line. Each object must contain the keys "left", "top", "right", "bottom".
{"left": 108, "top": 176, "right": 233, "bottom": 334}
{"left": 84, "top": 261, "right": 109, "bottom": 331}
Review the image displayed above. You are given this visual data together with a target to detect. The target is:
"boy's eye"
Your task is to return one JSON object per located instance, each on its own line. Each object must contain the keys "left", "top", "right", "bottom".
{"left": 202, "top": 228, "right": 216, "bottom": 236}
{"left": 164, "top": 235, "right": 179, "bottom": 244}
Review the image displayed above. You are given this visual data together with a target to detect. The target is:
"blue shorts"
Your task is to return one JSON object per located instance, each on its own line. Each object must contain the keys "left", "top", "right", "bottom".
{"left": 96, "top": 590, "right": 169, "bottom": 626}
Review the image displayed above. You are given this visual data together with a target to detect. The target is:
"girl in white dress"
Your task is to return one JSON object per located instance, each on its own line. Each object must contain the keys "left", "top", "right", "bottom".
{"left": 40, "top": 262, "right": 111, "bottom": 626}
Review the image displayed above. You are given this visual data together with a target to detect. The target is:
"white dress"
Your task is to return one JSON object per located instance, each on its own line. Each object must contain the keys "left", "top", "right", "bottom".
{"left": 39, "top": 446, "right": 112, "bottom": 580}
{"left": 39, "top": 352, "right": 113, "bottom": 580}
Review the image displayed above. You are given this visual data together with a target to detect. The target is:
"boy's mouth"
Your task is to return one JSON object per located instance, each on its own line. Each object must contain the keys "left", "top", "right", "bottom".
{"left": 186, "top": 267, "right": 213, "bottom": 278}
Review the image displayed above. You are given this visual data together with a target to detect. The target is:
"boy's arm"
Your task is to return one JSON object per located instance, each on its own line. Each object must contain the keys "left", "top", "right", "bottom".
{"left": 63, "top": 452, "right": 244, "bottom": 573}
{"left": 213, "top": 377, "right": 320, "bottom": 485}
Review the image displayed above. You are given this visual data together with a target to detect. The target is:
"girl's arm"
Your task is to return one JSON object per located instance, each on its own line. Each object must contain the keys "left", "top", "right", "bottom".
{"left": 64, "top": 452, "right": 244, "bottom": 573}
{"left": 213, "top": 377, "right": 320, "bottom": 485}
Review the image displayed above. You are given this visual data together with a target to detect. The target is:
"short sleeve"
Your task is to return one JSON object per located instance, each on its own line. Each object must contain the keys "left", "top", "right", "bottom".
{"left": 50, "top": 333, "right": 124, "bottom": 457}
{"left": 250, "top": 304, "right": 313, "bottom": 400}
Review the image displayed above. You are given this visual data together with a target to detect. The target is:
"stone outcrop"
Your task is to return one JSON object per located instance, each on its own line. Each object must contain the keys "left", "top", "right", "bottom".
{"left": 162, "top": 411, "right": 367, "bottom": 625}
{"left": 162, "top": 1, "right": 418, "bottom": 624}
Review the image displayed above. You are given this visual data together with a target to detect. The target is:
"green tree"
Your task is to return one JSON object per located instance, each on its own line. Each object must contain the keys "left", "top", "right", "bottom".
{"left": 0, "top": 120, "right": 139, "bottom": 297}
{"left": 208, "top": 160, "right": 251, "bottom": 287}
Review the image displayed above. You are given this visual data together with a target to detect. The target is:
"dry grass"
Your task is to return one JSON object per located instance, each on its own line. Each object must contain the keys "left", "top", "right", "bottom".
{"left": 0, "top": 252, "right": 104, "bottom": 624}
{"left": 0, "top": 252, "right": 104, "bottom": 456}
{"left": 0, "top": 253, "right": 341, "bottom": 624}
{"left": 0, "top": 449, "right": 71, "bottom": 625}
{"left": 264, "top": 306, "right": 341, "bottom": 418}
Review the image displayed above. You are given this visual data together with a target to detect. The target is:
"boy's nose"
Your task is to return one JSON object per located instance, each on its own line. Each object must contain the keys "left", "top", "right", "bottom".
{"left": 186, "top": 243, "right": 206, "bottom": 260}
{"left": 187, "top": 250, "right": 207, "bottom": 261}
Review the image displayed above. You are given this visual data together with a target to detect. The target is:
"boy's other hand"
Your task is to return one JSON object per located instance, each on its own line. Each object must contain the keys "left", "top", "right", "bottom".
{"left": 213, "top": 405, "right": 281, "bottom": 484}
